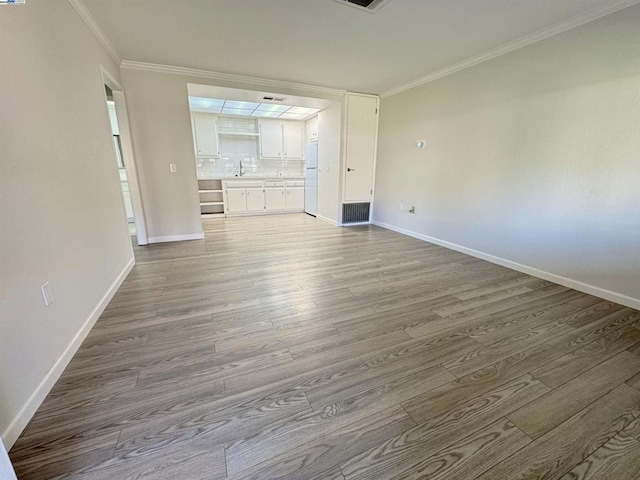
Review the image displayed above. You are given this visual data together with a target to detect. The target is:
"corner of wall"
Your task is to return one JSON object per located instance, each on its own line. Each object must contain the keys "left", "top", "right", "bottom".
{"left": 1, "top": 257, "right": 135, "bottom": 449}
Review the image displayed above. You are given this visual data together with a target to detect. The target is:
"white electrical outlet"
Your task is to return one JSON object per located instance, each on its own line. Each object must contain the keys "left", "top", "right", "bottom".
{"left": 169, "top": 164, "right": 177, "bottom": 173}
{"left": 399, "top": 203, "right": 404, "bottom": 212}
{"left": 41, "top": 282, "right": 53, "bottom": 306}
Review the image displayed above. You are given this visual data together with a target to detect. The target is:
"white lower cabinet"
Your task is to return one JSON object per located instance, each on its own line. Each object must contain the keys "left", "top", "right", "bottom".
{"left": 245, "top": 188, "right": 265, "bottom": 211}
{"left": 265, "top": 187, "right": 286, "bottom": 210}
{"left": 226, "top": 187, "right": 265, "bottom": 213}
{"left": 226, "top": 188, "right": 248, "bottom": 213}
{"left": 224, "top": 179, "right": 304, "bottom": 216}
{"left": 285, "top": 187, "right": 304, "bottom": 210}
{"left": 265, "top": 183, "right": 304, "bottom": 211}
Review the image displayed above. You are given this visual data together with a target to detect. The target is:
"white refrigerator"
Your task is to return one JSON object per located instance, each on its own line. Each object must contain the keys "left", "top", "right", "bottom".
{"left": 304, "top": 142, "right": 318, "bottom": 216}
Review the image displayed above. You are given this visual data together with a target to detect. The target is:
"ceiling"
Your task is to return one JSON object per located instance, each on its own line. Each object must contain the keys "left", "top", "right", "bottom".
{"left": 83, "top": 0, "right": 635, "bottom": 94}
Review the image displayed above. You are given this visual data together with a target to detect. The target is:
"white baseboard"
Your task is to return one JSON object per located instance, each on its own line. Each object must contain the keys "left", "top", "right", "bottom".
{"left": 225, "top": 210, "right": 305, "bottom": 218}
{"left": 316, "top": 214, "right": 337, "bottom": 226}
{"left": 342, "top": 221, "right": 372, "bottom": 227}
{"left": 1, "top": 257, "right": 135, "bottom": 449}
{"left": 372, "top": 220, "right": 640, "bottom": 311}
{"left": 147, "top": 233, "right": 204, "bottom": 243}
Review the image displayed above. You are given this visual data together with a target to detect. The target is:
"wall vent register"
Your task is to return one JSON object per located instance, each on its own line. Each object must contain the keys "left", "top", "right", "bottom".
{"left": 343, "top": 202, "right": 371, "bottom": 223}
{"left": 332, "top": 0, "right": 390, "bottom": 13}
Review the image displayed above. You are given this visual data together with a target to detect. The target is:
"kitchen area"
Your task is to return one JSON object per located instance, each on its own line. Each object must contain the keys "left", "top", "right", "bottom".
{"left": 188, "top": 85, "right": 326, "bottom": 219}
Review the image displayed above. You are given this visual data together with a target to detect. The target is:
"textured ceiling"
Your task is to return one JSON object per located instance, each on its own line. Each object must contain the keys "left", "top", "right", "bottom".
{"left": 83, "top": 0, "right": 636, "bottom": 93}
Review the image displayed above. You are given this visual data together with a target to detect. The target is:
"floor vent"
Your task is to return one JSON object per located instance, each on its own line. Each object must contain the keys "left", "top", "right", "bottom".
{"left": 343, "top": 203, "right": 370, "bottom": 224}
{"left": 332, "top": 0, "right": 390, "bottom": 14}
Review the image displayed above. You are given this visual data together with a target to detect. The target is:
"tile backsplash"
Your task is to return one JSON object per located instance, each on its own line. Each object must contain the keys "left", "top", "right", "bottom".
{"left": 196, "top": 116, "right": 304, "bottom": 178}
{"left": 196, "top": 157, "right": 304, "bottom": 179}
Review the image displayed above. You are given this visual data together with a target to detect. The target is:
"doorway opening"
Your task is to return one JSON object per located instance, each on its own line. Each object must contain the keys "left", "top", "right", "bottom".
{"left": 105, "top": 85, "right": 136, "bottom": 237}
{"left": 186, "top": 83, "right": 337, "bottom": 221}
{"left": 100, "top": 66, "right": 148, "bottom": 245}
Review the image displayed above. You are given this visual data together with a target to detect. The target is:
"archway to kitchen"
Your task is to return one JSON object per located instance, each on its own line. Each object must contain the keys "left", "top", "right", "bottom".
{"left": 186, "top": 84, "right": 340, "bottom": 224}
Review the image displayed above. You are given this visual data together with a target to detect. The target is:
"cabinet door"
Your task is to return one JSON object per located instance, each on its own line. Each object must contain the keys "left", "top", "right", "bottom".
{"left": 226, "top": 189, "right": 246, "bottom": 212}
{"left": 265, "top": 188, "right": 286, "bottom": 211}
{"left": 283, "top": 122, "right": 303, "bottom": 159}
{"left": 245, "top": 188, "right": 265, "bottom": 212}
{"left": 344, "top": 94, "right": 378, "bottom": 202}
{"left": 259, "top": 121, "right": 282, "bottom": 158}
{"left": 193, "top": 116, "right": 219, "bottom": 156}
{"left": 285, "top": 187, "right": 305, "bottom": 210}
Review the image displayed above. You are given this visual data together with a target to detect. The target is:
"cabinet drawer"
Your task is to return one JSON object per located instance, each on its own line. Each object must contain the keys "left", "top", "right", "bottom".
{"left": 225, "top": 181, "right": 263, "bottom": 189}
{"left": 285, "top": 180, "right": 304, "bottom": 187}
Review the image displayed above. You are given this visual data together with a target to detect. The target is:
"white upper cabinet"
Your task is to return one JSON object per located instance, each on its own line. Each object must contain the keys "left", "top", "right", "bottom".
{"left": 259, "top": 120, "right": 305, "bottom": 159}
{"left": 259, "top": 120, "right": 283, "bottom": 158}
{"left": 283, "top": 122, "right": 304, "bottom": 159}
{"left": 192, "top": 115, "right": 219, "bottom": 157}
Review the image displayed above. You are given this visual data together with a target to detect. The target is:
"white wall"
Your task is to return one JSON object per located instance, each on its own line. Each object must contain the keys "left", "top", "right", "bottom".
{"left": 317, "top": 103, "right": 343, "bottom": 224}
{"left": 373, "top": 5, "right": 640, "bottom": 308}
{"left": 120, "top": 70, "right": 202, "bottom": 242}
{"left": 0, "top": 0, "right": 134, "bottom": 447}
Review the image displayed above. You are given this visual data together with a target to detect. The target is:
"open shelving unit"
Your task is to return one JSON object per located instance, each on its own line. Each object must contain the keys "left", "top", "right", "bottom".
{"left": 197, "top": 178, "right": 225, "bottom": 218}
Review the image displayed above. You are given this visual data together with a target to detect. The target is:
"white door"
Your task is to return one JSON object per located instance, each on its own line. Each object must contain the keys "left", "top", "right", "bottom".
{"left": 344, "top": 94, "right": 378, "bottom": 202}
{"left": 226, "top": 189, "right": 246, "bottom": 212}
{"left": 283, "top": 122, "right": 303, "bottom": 159}
{"left": 245, "top": 187, "right": 265, "bottom": 211}
{"left": 265, "top": 188, "right": 286, "bottom": 211}
{"left": 286, "top": 187, "right": 305, "bottom": 210}
{"left": 304, "top": 168, "right": 317, "bottom": 215}
{"left": 193, "top": 116, "right": 219, "bottom": 156}
{"left": 259, "top": 121, "right": 282, "bottom": 158}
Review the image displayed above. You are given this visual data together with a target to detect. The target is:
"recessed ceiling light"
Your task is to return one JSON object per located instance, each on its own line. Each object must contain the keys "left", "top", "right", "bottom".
{"left": 189, "top": 97, "right": 225, "bottom": 109}
{"left": 251, "top": 110, "right": 282, "bottom": 118}
{"left": 222, "top": 108, "right": 255, "bottom": 116}
{"left": 286, "top": 106, "right": 320, "bottom": 115}
{"left": 189, "top": 96, "right": 322, "bottom": 120}
{"left": 256, "top": 104, "right": 290, "bottom": 113}
{"left": 279, "top": 112, "right": 308, "bottom": 120}
{"left": 225, "top": 100, "right": 259, "bottom": 110}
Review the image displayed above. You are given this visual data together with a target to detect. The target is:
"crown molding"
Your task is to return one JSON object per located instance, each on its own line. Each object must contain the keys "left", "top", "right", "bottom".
{"left": 120, "top": 61, "right": 347, "bottom": 98}
{"left": 380, "top": 0, "right": 640, "bottom": 98}
{"left": 67, "top": 0, "right": 121, "bottom": 64}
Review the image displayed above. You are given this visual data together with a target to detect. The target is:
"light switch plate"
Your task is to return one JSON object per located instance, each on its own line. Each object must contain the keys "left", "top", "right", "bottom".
{"left": 169, "top": 164, "right": 177, "bottom": 173}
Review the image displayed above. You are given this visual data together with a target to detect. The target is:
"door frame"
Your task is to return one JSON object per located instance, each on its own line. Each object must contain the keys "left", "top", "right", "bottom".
{"left": 339, "top": 92, "right": 380, "bottom": 224}
{"left": 99, "top": 64, "right": 149, "bottom": 245}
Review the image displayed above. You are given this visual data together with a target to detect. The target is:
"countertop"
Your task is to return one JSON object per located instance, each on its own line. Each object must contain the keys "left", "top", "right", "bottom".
{"left": 199, "top": 177, "right": 304, "bottom": 181}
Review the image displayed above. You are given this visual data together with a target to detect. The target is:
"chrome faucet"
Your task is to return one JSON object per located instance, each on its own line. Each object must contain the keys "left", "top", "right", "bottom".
{"left": 239, "top": 160, "right": 245, "bottom": 176}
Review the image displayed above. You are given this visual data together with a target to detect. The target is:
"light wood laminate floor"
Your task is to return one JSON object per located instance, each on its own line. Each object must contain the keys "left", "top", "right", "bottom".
{"left": 10, "top": 214, "right": 640, "bottom": 479}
